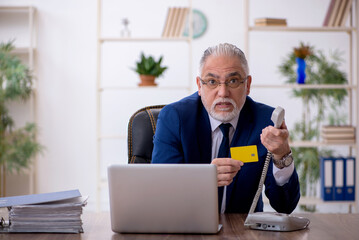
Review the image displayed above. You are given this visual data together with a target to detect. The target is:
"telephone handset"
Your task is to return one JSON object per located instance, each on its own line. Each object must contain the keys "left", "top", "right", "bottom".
{"left": 244, "top": 106, "right": 310, "bottom": 232}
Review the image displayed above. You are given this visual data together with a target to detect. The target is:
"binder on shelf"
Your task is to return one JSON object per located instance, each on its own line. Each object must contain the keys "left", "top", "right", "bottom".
{"left": 344, "top": 157, "right": 356, "bottom": 200}
{"left": 0, "top": 189, "right": 87, "bottom": 233}
{"left": 321, "top": 156, "right": 356, "bottom": 201}
{"left": 334, "top": 158, "right": 345, "bottom": 200}
{"left": 320, "top": 157, "right": 334, "bottom": 201}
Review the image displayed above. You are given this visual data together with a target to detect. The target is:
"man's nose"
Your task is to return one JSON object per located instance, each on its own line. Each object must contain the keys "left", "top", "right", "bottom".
{"left": 217, "top": 83, "right": 230, "bottom": 97}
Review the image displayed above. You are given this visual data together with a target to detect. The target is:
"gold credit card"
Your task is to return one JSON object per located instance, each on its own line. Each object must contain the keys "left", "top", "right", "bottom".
{"left": 230, "top": 145, "right": 259, "bottom": 163}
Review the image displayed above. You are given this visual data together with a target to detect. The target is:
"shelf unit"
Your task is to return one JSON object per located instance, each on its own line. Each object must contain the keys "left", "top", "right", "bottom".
{"left": 96, "top": 0, "right": 194, "bottom": 210}
{"left": 244, "top": 0, "right": 359, "bottom": 212}
{"left": 0, "top": 6, "right": 37, "bottom": 197}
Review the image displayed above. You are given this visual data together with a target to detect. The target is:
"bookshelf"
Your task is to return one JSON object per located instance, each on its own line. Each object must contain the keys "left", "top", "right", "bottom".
{"left": 0, "top": 6, "right": 37, "bottom": 197}
{"left": 96, "top": 0, "right": 194, "bottom": 211}
{"left": 244, "top": 0, "right": 359, "bottom": 212}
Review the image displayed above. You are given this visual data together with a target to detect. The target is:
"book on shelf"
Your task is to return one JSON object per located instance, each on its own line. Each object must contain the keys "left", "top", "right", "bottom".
{"left": 321, "top": 125, "right": 356, "bottom": 133}
{"left": 168, "top": 7, "right": 180, "bottom": 37}
{"left": 321, "top": 132, "right": 355, "bottom": 140}
{"left": 162, "top": 7, "right": 189, "bottom": 38}
{"left": 323, "top": 0, "right": 353, "bottom": 27}
{"left": 334, "top": 0, "right": 348, "bottom": 27}
{"left": 321, "top": 125, "right": 356, "bottom": 144}
{"left": 0, "top": 189, "right": 87, "bottom": 233}
{"left": 340, "top": 0, "right": 353, "bottom": 27}
{"left": 254, "top": 18, "right": 287, "bottom": 26}
{"left": 327, "top": 0, "right": 342, "bottom": 27}
{"left": 320, "top": 156, "right": 355, "bottom": 201}
{"left": 323, "top": 139, "right": 356, "bottom": 144}
{"left": 175, "top": 7, "right": 189, "bottom": 37}
{"left": 162, "top": 7, "right": 175, "bottom": 38}
{"left": 323, "top": 0, "right": 336, "bottom": 26}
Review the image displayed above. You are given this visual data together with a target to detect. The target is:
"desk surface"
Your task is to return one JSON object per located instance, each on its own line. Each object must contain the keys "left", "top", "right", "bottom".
{"left": 1, "top": 212, "right": 359, "bottom": 240}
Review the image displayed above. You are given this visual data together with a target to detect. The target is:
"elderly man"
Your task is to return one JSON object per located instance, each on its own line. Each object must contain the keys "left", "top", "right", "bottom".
{"left": 152, "top": 43, "right": 300, "bottom": 214}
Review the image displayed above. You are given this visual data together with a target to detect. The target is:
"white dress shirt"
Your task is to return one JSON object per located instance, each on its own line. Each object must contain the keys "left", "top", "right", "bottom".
{"left": 208, "top": 115, "right": 294, "bottom": 213}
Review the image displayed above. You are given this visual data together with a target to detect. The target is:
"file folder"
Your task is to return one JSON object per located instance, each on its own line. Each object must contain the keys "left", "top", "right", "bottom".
{"left": 345, "top": 157, "right": 355, "bottom": 201}
{"left": 334, "top": 158, "right": 345, "bottom": 200}
{"left": 320, "top": 157, "right": 334, "bottom": 201}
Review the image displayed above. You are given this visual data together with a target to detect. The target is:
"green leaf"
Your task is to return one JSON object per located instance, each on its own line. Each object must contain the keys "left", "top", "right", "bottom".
{"left": 131, "top": 53, "right": 167, "bottom": 78}
{"left": 0, "top": 41, "right": 43, "bottom": 172}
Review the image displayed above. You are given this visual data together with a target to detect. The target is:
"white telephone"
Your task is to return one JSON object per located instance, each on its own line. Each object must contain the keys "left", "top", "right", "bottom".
{"left": 244, "top": 106, "right": 310, "bottom": 232}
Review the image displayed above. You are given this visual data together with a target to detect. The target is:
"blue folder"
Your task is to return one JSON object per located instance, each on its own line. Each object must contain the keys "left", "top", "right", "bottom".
{"left": 344, "top": 157, "right": 356, "bottom": 201}
{"left": 320, "top": 157, "right": 334, "bottom": 201}
{"left": 333, "top": 158, "right": 345, "bottom": 201}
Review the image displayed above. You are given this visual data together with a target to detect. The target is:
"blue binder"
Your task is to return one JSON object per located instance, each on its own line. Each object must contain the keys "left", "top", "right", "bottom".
{"left": 320, "top": 157, "right": 334, "bottom": 201}
{"left": 344, "top": 157, "right": 356, "bottom": 201}
{"left": 333, "top": 158, "right": 345, "bottom": 200}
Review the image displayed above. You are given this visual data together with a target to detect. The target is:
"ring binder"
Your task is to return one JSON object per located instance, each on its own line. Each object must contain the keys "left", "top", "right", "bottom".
{"left": 321, "top": 156, "right": 356, "bottom": 201}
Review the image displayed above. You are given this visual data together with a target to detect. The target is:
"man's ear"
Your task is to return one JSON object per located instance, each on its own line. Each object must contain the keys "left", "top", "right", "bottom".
{"left": 196, "top": 77, "right": 202, "bottom": 96}
{"left": 246, "top": 75, "right": 252, "bottom": 95}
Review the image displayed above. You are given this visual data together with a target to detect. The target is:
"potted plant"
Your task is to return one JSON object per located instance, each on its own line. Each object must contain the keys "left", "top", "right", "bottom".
{"left": 0, "top": 41, "right": 43, "bottom": 196}
{"left": 279, "top": 43, "right": 348, "bottom": 211}
{"left": 132, "top": 52, "right": 167, "bottom": 86}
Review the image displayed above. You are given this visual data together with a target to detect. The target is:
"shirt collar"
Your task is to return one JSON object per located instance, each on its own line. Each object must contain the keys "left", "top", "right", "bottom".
{"left": 209, "top": 113, "right": 240, "bottom": 132}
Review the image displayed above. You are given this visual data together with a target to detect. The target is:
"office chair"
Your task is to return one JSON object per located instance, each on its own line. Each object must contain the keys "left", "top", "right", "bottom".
{"left": 127, "top": 105, "right": 165, "bottom": 164}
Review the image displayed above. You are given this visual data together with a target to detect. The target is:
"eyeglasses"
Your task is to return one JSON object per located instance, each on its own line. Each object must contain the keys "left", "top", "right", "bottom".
{"left": 199, "top": 76, "right": 248, "bottom": 89}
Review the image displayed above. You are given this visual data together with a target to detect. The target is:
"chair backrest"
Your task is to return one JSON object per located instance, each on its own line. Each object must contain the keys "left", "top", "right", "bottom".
{"left": 127, "top": 105, "right": 165, "bottom": 164}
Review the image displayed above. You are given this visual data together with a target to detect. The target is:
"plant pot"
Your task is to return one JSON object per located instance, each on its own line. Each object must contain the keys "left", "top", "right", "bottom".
{"left": 139, "top": 75, "right": 157, "bottom": 86}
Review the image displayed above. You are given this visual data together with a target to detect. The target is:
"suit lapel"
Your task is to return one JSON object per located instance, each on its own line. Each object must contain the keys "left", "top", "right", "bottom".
{"left": 197, "top": 103, "right": 212, "bottom": 163}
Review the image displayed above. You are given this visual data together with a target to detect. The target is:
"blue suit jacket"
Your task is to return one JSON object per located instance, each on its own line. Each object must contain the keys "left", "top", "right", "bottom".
{"left": 152, "top": 92, "right": 300, "bottom": 213}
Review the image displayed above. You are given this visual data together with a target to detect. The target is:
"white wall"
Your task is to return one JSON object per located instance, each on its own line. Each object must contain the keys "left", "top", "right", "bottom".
{"left": 1, "top": 0, "right": 98, "bottom": 208}
{"left": 1, "top": 0, "right": 357, "bottom": 211}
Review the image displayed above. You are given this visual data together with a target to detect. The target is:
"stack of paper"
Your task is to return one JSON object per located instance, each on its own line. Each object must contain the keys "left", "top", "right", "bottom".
{"left": 0, "top": 189, "right": 87, "bottom": 233}
{"left": 321, "top": 125, "right": 356, "bottom": 144}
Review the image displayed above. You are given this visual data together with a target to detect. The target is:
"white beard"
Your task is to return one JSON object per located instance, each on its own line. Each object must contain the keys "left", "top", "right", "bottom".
{"left": 202, "top": 96, "right": 240, "bottom": 122}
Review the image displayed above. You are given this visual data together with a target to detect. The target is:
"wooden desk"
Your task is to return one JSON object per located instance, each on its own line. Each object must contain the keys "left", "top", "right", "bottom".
{"left": 1, "top": 212, "right": 359, "bottom": 240}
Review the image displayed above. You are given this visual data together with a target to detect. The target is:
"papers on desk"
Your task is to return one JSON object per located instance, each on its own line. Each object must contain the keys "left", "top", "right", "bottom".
{"left": 0, "top": 190, "right": 87, "bottom": 233}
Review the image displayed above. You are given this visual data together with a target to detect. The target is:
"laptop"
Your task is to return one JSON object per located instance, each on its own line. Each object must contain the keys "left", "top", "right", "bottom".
{"left": 107, "top": 164, "right": 221, "bottom": 234}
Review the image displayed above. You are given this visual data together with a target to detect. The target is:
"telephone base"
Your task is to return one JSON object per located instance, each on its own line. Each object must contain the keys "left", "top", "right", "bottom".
{"left": 245, "top": 212, "right": 310, "bottom": 232}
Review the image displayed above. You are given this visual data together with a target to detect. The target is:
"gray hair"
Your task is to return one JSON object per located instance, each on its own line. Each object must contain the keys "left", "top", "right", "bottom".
{"left": 199, "top": 43, "right": 249, "bottom": 76}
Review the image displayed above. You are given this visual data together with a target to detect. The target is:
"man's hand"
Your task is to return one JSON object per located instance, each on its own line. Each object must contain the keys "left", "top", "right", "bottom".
{"left": 211, "top": 158, "right": 243, "bottom": 187}
{"left": 260, "top": 120, "right": 291, "bottom": 160}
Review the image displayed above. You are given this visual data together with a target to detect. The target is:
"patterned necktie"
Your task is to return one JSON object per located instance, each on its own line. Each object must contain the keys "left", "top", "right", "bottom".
{"left": 217, "top": 123, "right": 231, "bottom": 213}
